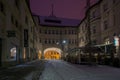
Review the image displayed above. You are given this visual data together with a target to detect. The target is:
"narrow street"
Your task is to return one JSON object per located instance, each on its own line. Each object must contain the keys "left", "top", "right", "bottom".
{"left": 0, "top": 60, "right": 45, "bottom": 80}
{"left": 40, "top": 60, "right": 120, "bottom": 80}
{"left": 0, "top": 60, "right": 120, "bottom": 80}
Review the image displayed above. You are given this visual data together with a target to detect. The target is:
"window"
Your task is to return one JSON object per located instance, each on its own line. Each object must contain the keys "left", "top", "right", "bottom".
{"left": 45, "top": 30, "right": 47, "bottom": 34}
{"left": 25, "top": 16, "right": 28, "bottom": 24}
{"left": 92, "top": 40, "right": 97, "bottom": 45}
{"left": 48, "top": 30, "right": 51, "bottom": 34}
{"left": 64, "top": 30, "right": 67, "bottom": 34}
{"left": 15, "top": 20, "right": 18, "bottom": 27}
{"left": 45, "top": 39, "right": 47, "bottom": 44}
{"left": 113, "top": 14, "right": 116, "bottom": 25}
{"left": 92, "top": 10, "right": 96, "bottom": 18}
{"left": 39, "top": 38, "right": 41, "bottom": 43}
{"left": 56, "top": 30, "right": 58, "bottom": 34}
{"left": 52, "top": 40, "right": 55, "bottom": 44}
{"left": 69, "top": 30, "right": 71, "bottom": 34}
{"left": 113, "top": 0, "right": 116, "bottom": 4}
{"left": 69, "top": 39, "right": 71, "bottom": 44}
{"left": 15, "top": 0, "right": 20, "bottom": 9}
{"left": 48, "top": 39, "right": 51, "bottom": 44}
{"left": 31, "top": 27, "right": 32, "bottom": 32}
{"left": 60, "top": 30, "right": 62, "bottom": 35}
{"left": 103, "top": 3, "right": 108, "bottom": 12}
{"left": 39, "top": 29, "right": 41, "bottom": 33}
{"left": 93, "top": 26, "right": 96, "bottom": 34}
{"left": 104, "top": 20, "right": 108, "bottom": 30}
{"left": 52, "top": 30, "right": 55, "bottom": 34}
{"left": 11, "top": 15, "right": 14, "bottom": 24}
{"left": 0, "top": 2, "right": 5, "bottom": 14}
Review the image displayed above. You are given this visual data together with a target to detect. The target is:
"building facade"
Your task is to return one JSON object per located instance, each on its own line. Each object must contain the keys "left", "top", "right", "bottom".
{"left": 0, "top": 0, "right": 37, "bottom": 67}
{"left": 39, "top": 25, "right": 78, "bottom": 59}
{"left": 78, "top": 0, "right": 120, "bottom": 59}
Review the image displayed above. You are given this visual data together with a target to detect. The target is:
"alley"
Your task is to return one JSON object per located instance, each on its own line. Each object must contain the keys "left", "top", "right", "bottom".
{"left": 40, "top": 60, "right": 120, "bottom": 80}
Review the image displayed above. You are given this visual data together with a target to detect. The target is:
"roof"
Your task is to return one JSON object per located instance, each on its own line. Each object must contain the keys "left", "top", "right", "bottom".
{"left": 39, "top": 16, "right": 81, "bottom": 27}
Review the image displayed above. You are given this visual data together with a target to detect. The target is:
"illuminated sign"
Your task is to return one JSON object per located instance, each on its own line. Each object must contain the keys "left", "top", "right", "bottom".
{"left": 114, "top": 36, "right": 119, "bottom": 46}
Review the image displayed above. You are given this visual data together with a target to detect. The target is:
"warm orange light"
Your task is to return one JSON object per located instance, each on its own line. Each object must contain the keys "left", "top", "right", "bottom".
{"left": 23, "top": 48, "right": 26, "bottom": 59}
{"left": 38, "top": 51, "right": 42, "bottom": 59}
{"left": 44, "top": 50, "right": 61, "bottom": 60}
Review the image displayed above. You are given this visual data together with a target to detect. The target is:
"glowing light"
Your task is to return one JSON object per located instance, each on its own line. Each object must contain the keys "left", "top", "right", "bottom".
{"left": 114, "top": 36, "right": 119, "bottom": 46}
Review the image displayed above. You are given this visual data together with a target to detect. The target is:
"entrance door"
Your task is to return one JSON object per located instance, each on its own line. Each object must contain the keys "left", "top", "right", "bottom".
{"left": 0, "top": 38, "right": 2, "bottom": 66}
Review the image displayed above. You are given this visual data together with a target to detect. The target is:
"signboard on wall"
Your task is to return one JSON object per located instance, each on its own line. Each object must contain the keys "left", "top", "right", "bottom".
{"left": 7, "top": 30, "right": 16, "bottom": 37}
{"left": 24, "top": 29, "right": 28, "bottom": 47}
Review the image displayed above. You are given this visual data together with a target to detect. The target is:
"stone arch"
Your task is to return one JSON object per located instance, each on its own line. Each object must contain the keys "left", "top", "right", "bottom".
{"left": 44, "top": 47, "right": 62, "bottom": 60}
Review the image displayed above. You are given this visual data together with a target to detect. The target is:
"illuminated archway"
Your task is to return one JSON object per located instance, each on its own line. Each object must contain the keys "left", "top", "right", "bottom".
{"left": 10, "top": 47, "right": 16, "bottom": 61}
{"left": 44, "top": 48, "right": 62, "bottom": 60}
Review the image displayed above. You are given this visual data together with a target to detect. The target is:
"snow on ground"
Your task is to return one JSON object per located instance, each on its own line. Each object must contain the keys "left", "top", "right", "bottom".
{"left": 40, "top": 60, "right": 120, "bottom": 80}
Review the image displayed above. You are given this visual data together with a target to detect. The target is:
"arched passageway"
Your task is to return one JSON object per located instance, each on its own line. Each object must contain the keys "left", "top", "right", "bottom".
{"left": 44, "top": 48, "right": 62, "bottom": 60}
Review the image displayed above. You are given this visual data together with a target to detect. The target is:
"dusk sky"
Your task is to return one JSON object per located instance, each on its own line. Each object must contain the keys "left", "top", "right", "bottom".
{"left": 30, "top": 0, "right": 97, "bottom": 20}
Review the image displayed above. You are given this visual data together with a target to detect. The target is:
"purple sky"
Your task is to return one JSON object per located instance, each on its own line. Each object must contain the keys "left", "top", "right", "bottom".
{"left": 30, "top": 0, "right": 97, "bottom": 20}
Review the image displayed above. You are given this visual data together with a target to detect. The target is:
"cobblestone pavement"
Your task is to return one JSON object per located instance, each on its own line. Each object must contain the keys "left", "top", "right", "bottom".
{"left": 40, "top": 60, "right": 120, "bottom": 80}
{"left": 0, "top": 60, "right": 45, "bottom": 80}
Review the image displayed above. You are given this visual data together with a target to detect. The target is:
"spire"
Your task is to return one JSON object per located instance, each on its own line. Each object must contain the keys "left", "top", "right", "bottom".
{"left": 50, "top": 0, "right": 56, "bottom": 17}
{"left": 51, "top": 3, "right": 54, "bottom": 16}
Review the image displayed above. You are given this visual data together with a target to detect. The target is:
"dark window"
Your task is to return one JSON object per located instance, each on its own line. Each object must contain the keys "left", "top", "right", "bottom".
{"left": 92, "top": 40, "right": 97, "bottom": 45}
{"left": 113, "top": 14, "right": 116, "bottom": 25}
{"left": 75, "top": 40, "right": 77, "bottom": 44}
{"left": 15, "top": 0, "right": 20, "bottom": 9}
{"left": 55, "top": 30, "right": 58, "bottom": 34}
{"left": 0, "top": 2, "right": 5, "bottom": 14}
{"left": 72, "top": 40, "right": 74, "bottom": 44}
{"left": 65, "top": 30, "right": 67, "bottom": 34}
{"left": 69, "top": 30, "right": 71, "bottom": 34}
{"left": 104, "top": 20, "right": 108, "bottom": 30}
{"left": 39, "top": 38, "right": 41, "bottom": 43}
{"left": 52, "top": 30, "right": 55, "bottom": 34}
{"left": 92, "top": 10, "right": 96, "bottom": 18}
{"left": 93, "top": 26, "right": 96, "bottom": 34}
{"left": 52, "top": 40, "right": 55, "bottom": 44}
{"left": 15, "top": 20, "right": 18, "bottom": 27}
{"left": 103, "top": 3, "right": 108, "bottom": 12}
{"left": 39, "top": 29, "right": 41, "bottom": 33}
{"left": 31, "top": 27, "right": 32, "bottom": 32}
{"left": 60, "top": 30, "right": 62, "bottom": 35}
{"left": 45, "top": 39, "right": 47, "bottom": 44}
{"left": 69, "top": 40, "right": 71, "bottom": 44}
{"left": 48, "top": 39, "right": 51, "bottom": 44}
{"left": 72, "top": 30, "right": 74, "bottom": 34}
{"left": 45, "top": 30, "right": 47, "bottom": 34}
{"left": 48, "top": 30, "right": 51, "bottom": 34}
{"left": 113, "top": 0, "right": 116, "bottom": 3}
{"left": 11, "top": 15, "right": 14, "bottom": 24}
{"left": 44, "top": 19, "right": 61, "bottom": 24}
{"left": 25, "top": 16, "right": 28, "bottom": 24}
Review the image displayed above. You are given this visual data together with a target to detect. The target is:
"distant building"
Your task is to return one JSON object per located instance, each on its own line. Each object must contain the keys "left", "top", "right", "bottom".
{"left": 39, "top": 24, "right": 78, "bottom": 59}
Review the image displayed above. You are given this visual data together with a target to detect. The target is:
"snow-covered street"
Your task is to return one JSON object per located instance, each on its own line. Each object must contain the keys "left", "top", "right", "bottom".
{"left": 40, "top": 60, "right": 120, "bottom": 80}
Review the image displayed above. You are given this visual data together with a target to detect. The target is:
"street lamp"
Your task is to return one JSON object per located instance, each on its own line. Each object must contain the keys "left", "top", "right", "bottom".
{"left": 56, "top": 40, "right": 68, "bottom": 60}
{"left": 62, "top": 40, "right": 66, "bottom": 44}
